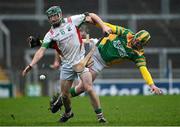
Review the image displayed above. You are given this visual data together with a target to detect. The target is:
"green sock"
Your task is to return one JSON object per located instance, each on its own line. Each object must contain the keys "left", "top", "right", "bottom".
{"left": 69, "top": 87, "right": 79, "bottom": 97}
{"left": 95, "top": 108, "right": 102, "bottom": 114}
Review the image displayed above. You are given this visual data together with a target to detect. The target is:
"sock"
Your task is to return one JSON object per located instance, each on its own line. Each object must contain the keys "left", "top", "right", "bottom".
{"left": 95, "top": 108, "right": 102, "bottom": 114}
{"left": 61, "top": 96, "right": 71, "bottom": 113}
{"left": 69, "top": 87, "right": 79, "bottom": 97}
{"left": 65, "top": 108, "right": 71, "bottom": 114}
{"left": 95, "top": 108, "right": 106, "bottom": 122}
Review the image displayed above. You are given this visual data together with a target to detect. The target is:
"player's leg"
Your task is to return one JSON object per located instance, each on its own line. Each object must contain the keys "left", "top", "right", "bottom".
{"left": 59, "top": 79, "right": 74, "bottom": 122}
{"left": 69, "top": 80, "right": 84, "bottom": 97}
{"left": 58, "top": 64, "right": 77, "bottom": 122}
{"left": 49, "top": 79, "right": 80, "bottom": 114}
{"left": 69, "top": 47, "right": 106, "bottom": 97}
{"left": 79, "top": 69, "right": 106, "bottom": 123}
{"left": 50, "top": 71, "right": 106, "bottom": 122}
{"left": 69, "top": 69, "right": 97, "bottom": 97}
{"left": 50, "top": 48, "right": 106, "bottom": 115}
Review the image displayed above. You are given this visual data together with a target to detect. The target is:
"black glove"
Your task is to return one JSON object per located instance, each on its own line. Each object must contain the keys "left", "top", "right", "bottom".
{"left": 27, "top": 36, "right": 57, "bottom": 49}
{"left": 27, "top": 36, "right": 41, "bottom": 48}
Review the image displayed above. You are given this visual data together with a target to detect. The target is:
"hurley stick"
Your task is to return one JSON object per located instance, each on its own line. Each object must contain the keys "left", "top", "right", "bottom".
{"left": 73, "top": 34, "right": 106, "bottom": 73}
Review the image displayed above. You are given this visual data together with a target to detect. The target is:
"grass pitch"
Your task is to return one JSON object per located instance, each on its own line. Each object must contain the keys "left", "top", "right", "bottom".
{"left": 0, "top": 95, "right": 180, "bottom": 126}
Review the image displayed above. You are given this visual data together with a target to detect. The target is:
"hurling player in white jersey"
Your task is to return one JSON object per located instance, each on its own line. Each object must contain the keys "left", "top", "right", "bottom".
{"left": 22, "top": 6, "right": 112, "bottom": 123}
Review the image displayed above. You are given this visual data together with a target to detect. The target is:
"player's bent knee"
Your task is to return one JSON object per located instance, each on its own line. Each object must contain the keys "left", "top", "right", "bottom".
{"left": 78, "top": 86, "right": 85, "bottom": 92}
{"left": 84, "top": 85, "right": 93, "bottom": 92}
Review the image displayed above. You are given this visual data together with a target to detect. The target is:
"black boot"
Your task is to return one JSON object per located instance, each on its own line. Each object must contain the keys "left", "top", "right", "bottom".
{"left": 50, "top": 94, "right": 63, "bottom": 113}
{"left": 59, "top": 111, "right": 74, "bottom": 122}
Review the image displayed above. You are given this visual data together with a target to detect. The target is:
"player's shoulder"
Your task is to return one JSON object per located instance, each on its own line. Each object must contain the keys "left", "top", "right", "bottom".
{"left": 64, "top": 17, "right": 71, "bottom": 23}
{"left": 48, "top": 28, "right": 54, "bottom": 34}
{"left": 42, "top": 28, "right": 52, "bottom": 39}
{"left": 67, "top": 14, "right": 86, "bottom": 23}
{"left": 45, "top": 27, "right": 56, "bottom": 37}
{"left": 70, "top": 13, "right": 86, "bottom": 18}
{"left": 45, "top": 27, "right": 61, "bottom": 38}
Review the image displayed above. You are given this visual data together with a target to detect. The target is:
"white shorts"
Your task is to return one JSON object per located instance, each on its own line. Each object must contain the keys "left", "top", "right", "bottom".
{"left": 91, "top": 47, "right": 107, "bottom": 74}
{"left": 60, "top": 63, "right": 89, "bottom": 80}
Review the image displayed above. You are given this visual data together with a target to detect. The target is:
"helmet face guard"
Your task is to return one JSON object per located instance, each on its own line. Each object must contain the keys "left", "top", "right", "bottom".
{"left": 132, "top": 30, "right": 151, "bottom": 50}
{"left": 46, "top": 6, "right": 62, "bottom": 27}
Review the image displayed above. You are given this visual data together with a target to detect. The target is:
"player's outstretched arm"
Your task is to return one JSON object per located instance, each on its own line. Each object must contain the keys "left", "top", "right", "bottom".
{"left": 26, "top": 36, "right": 62, "bottom": 70}
{"left": 85, "top": 13, "right": 112, "bottom": 34}
{"left": 139, "top": 66, "right": 163, "bottom": 95}
{"left": 93, "top": 21, "right": 127, "bottom": 36}
{"left": 22, "top": 47, "right": 46, "bottom": 76}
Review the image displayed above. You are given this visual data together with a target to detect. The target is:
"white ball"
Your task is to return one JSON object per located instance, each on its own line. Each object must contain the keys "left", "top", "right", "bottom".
{"left": 39, "top": 74, "right": 46, "bottom": 80}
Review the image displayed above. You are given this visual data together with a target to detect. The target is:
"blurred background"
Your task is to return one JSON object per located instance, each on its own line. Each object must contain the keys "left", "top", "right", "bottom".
{"left": 0, "top": 0, "right": 180, "bottom": 97}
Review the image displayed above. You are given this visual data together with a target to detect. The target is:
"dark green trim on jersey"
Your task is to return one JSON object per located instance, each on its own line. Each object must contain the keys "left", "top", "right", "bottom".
{"left": 116, "top": 26, "right": 118, "bottom": 34}
{"left": 41, "top": 42, "right": 50, "bottom": 49}
{"left": 61, "top": 18, "right": 65, "bottom": 23}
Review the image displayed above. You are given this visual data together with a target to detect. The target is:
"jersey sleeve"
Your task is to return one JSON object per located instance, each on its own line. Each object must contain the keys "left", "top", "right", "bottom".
{"left": 139, "top": 66, "right": 154, "bottom": 85}
{"left": 103, "top": 22, "right": 127, "bottom": 35}
{"left": 103, "top": 22, "right": 134, "bottom": 37}
{"left": 41, "top": 32, "right": 52, "bottom": 49}
{"left": 69, "top": 14, "right": 86, "bottom": 27}
{"left": 132, "top": 54, "right": 154, "bottom": 85}
{"left": 133, "top": 55, "right": 146, "bottom": 68}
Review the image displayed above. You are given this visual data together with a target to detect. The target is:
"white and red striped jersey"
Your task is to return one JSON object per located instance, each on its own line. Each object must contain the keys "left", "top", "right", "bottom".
{"left": 42, "top": 14, "right": 86, "bottom": 66}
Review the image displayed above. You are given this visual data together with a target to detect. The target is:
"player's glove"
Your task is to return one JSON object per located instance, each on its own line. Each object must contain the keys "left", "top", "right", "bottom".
{"left": 27, "top": 36, "right": 57, "bottom": 49}
{"left": 49, "top": 93, "right": 63, "bottom": 113}
{"left": 27, "top": 36, "right": 41, "bottom": 48}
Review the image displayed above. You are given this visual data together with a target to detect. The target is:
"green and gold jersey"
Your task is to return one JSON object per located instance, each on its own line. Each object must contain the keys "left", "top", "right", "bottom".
{"left": 98, "top": 23, "right": 146, "bottom": 68}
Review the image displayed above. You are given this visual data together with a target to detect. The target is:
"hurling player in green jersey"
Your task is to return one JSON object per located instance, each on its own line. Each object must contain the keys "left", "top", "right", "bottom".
{"left": 68, "top": 22, "right": 162, "bottom": 97}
